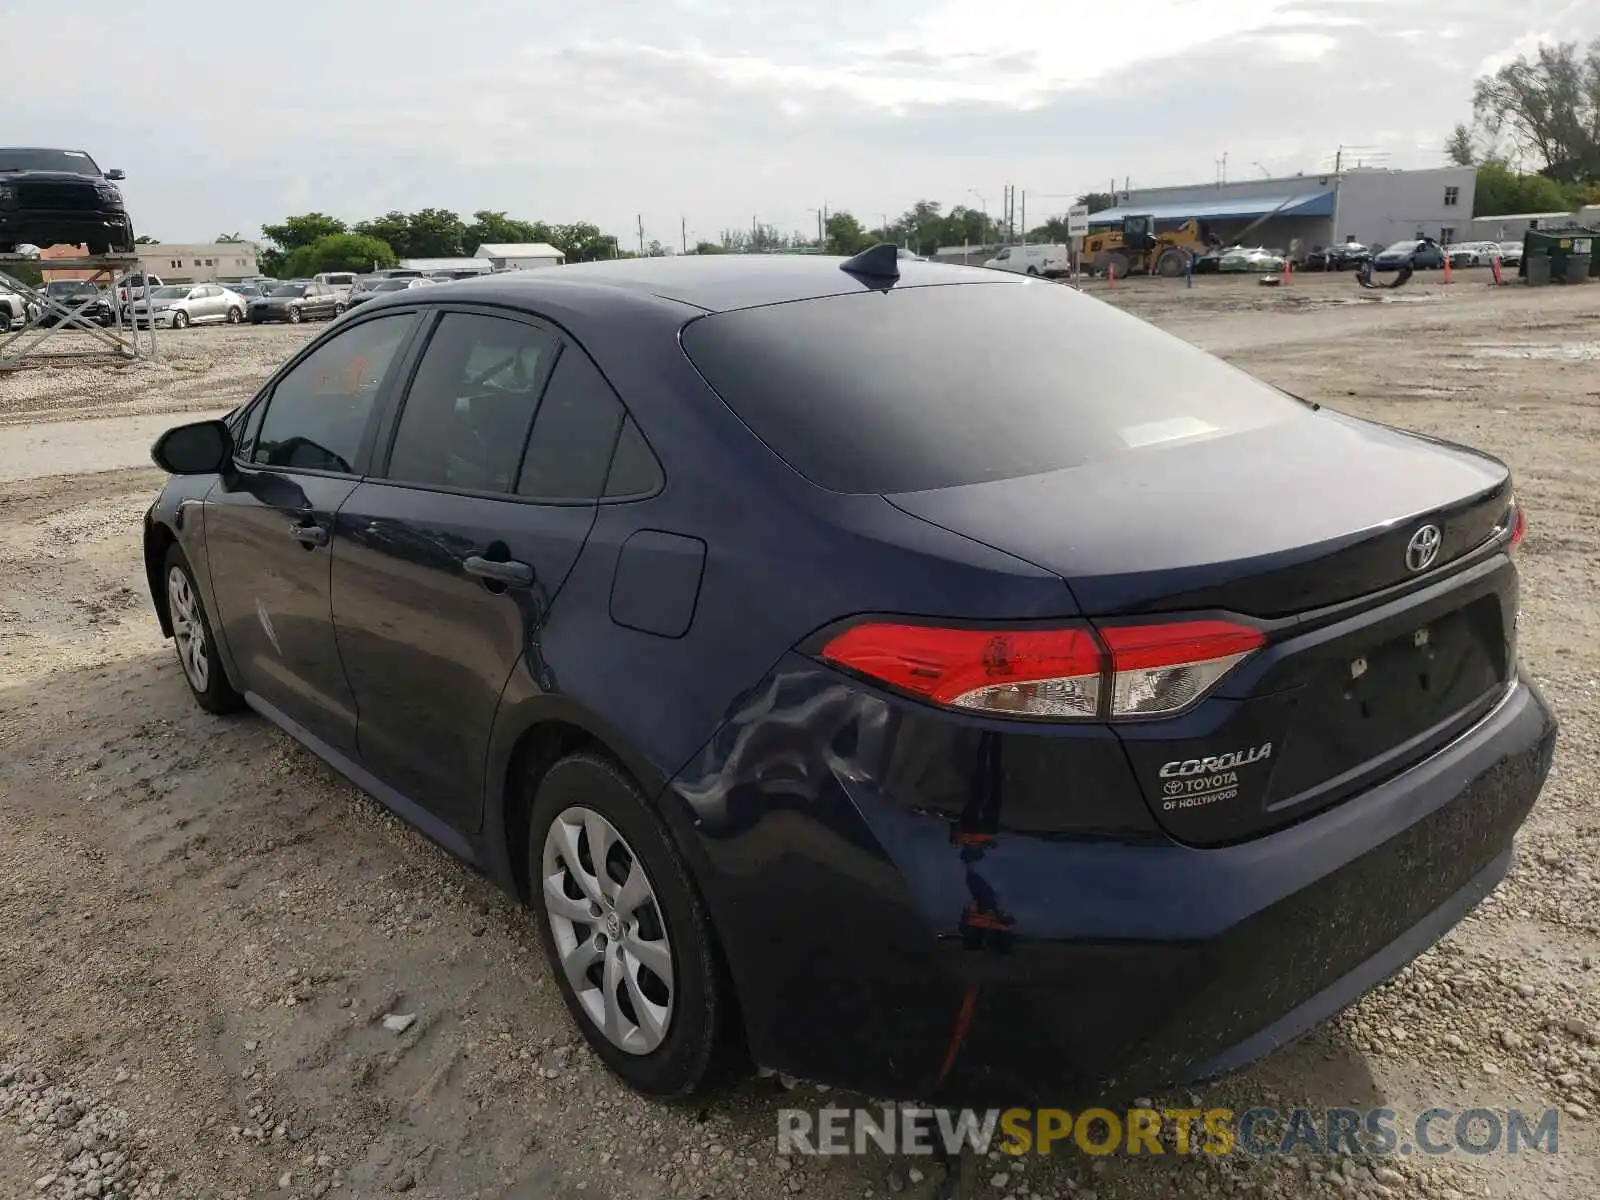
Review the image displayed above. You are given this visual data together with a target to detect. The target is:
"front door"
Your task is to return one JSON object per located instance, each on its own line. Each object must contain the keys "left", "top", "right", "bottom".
{"left": 203, "top": 310, "right": 418, "bottom": 753}
{"left": 333, "top": 310, "right": 628, "bottom": 831}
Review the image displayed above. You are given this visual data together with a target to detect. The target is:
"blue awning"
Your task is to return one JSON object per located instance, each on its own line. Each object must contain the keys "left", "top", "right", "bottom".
{"left": 1088, "top": 191, "right": 1334, "bottom": 224}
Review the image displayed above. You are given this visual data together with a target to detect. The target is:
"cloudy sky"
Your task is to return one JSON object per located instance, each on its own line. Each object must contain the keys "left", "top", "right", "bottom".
{"left": 5, "top": 0, "right": 1595, "bottom": 248}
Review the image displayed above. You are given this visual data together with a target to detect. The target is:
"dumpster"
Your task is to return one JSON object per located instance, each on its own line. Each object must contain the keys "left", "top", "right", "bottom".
{"left": 1524, "top": 229, "right": 1598, "bottom": 281}
{"left": 1526, "top": 254, "right": 1552, "bottom": 285}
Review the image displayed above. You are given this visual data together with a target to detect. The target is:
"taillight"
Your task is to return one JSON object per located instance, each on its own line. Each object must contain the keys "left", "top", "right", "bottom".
{"left": 818, "top": 617, "right": 1263, "bottom": 721}
{"left": 820, "top": 624, "right": 1102, "bottom": 718}
{"left": 1507, "top": 498, "right": 1527, "bottom": 554}
{"left": 1099, "top": 620, "right": 1265, "bottom": 717}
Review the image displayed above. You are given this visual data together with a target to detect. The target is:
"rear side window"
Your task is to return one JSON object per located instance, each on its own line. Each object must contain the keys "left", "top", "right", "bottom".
{"left": 604, "top": 417, "right": 663, "bottom": 498}
{"left": 385, "top": 313, "right": 555, "bottom": 493}
{"left": 516, "top": 346, "right": 624, "bottom": 500}
{"left": 680, "top": 282, "right": 1302, "bottom": 494}
{"left": 254, "top": 314, "right": 412, "bottom": 473}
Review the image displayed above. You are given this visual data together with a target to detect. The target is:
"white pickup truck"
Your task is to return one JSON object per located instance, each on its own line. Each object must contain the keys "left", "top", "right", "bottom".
{"left": 982, "top": 244, "right": 1068, "bottom": 277}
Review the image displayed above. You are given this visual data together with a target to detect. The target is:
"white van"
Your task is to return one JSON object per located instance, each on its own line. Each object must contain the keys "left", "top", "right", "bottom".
{"left": 313, "top": 271, "right": 358, "bottom": 300}
{"left": 983, "top": 244, "right": 1067, "bottom": 276}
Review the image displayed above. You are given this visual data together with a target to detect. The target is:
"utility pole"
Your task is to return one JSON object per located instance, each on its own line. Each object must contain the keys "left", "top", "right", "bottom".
{"left": 681, "top": 216, "right": 687, "bottom": 255}
{"left": 817, "top": 209, "right": 823, "bottom": 247}
{"left": 637, "top": 214, "right": 644, "bottom": 257}
{"left": 1220, "top": 153, "right": 1227, "bottom": 185}
{"left": 1020, "top": 190, "right": 1026, "bottom": 244}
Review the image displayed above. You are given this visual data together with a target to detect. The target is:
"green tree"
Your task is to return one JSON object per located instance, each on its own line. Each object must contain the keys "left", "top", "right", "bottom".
{"left": 1445, "top": 123, "right": 1477, "bottom": 166}
{"left": 824, "top": 211, "right": 872, "bottom": 255}
{"left": 549, "top": 222, "right": 611, "bottom": 261}
{"left": 216, "top": 232, "right": 243, "bottom": 243}
{"left": 1077, "top": 191, "right": 1115, "bottom": 213}
{"left": 352, "top": 209, "right": 467, "bottom": 258}
{"left": 7, "top": 259, "right": 42, "bottom": 286}
{"left": 939, "top": 204, "right": 996, "bottom": 247}
{"left": 134, "top": 235, "right": 160, "bottom": 244}
{"left": 404, "top": 208, "right": 467, "bottom": 257}
{"left": 462, "top": 210, "right": 543, "bottom": 252}
{"left": 260, "top": 213, "right": 346, "bottom": 252}
{"left": 1027, "top": 217, "right": 1076, "bottom": 243}
{"left": 692, "top": 241, "right": 726, "bottom": 255}
{"left": 896, "top": 200, "right": 946, "bottom": 256}
{"left": 352, "top": 211, "right": 411, "bottom": 253}
{"left": 1472, "top": 39, "right": 1600, "bottom": 182}
{"left": 1473, "top": 162, "right": 1573, "bottom": 215}
{"left": 282, "top": 233, "right": 397, "bottom": 277}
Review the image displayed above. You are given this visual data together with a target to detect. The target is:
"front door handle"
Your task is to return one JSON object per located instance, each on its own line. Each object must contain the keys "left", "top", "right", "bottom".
{"left": 463, "top": 555, "right": 534, "bottom": 588}
{"left": 288, "top": 522, "right": 329, "bottom": 547}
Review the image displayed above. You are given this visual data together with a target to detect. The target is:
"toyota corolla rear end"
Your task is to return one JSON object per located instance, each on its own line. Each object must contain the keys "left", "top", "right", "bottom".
{"left": 672, "top": 274, "right": 1558, "bottom": 1104}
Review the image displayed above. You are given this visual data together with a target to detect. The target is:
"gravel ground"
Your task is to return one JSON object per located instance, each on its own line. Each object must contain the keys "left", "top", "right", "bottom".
{"left": 0, "top": 274, "right": 1596, "bottom": 1198}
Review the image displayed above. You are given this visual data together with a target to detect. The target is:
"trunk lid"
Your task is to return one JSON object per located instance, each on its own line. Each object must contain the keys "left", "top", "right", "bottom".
{"left": 888, "top": 413, "right": 1518, "bottom": 845}
{"left": 885, "top": 410, "right": 1511, "bottom": 617}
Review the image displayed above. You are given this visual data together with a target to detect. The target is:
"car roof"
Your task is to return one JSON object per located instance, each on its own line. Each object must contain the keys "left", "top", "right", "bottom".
{"left": 400, "top": 253, "right": 1019, "bottom": 315}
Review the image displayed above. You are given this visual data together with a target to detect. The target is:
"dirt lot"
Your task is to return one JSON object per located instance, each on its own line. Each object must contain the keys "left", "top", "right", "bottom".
{"left": 0, "top": 272, "right": 1596, "bottom": 1200}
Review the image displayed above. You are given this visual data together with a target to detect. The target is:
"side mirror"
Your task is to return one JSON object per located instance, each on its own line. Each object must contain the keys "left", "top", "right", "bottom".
{"left": 151, "top": 419, "right": 232, "bottom": 475}
{"left": 105, "top": 168, "right": 126, "bottom": 181}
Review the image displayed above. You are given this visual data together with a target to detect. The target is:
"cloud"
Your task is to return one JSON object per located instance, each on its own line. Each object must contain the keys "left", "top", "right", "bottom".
{"left": 0, "top": 0, "right": 1594, "bottom": 245}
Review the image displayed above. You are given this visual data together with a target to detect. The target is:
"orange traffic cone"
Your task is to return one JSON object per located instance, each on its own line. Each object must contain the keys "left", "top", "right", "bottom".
{"left": 1281, "top": 259, "right": 1293, "bottom": 286}
{"left": 1492, "top": 254, "right": 1504, "bottom": 285}
{"left": 1442, "top": 252, "right": 1453, "bottom": 285}
{"left": 1107, "top": 261, "right": 1116, "bottom": 289}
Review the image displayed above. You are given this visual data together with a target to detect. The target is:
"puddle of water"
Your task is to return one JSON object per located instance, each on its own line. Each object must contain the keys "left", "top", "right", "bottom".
{"left": 1470, "top": 342, "right": 1600, "bottom": 361}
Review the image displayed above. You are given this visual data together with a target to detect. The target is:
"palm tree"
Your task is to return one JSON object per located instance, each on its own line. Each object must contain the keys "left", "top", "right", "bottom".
{"left": 216, "top": 232, "right": 243, "bottom": 243}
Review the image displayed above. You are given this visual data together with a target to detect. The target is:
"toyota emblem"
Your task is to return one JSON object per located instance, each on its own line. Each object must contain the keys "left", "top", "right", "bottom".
{"left": 1405, "top": 524, "right": 1442, "bottom": 573}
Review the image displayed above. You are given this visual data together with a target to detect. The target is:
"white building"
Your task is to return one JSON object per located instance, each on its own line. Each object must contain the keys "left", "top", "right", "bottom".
{"left": 139, "top": 242, "right": 260, "bottom": 284}
{"left": 473, "top": 242, "right": 564, "bottom": 270}
{"left": 399, "top": 256, "right": 492, "bottom": 275}
{"left": 1089, "top": 167, "right": 1478, "bottom": 256}
{"left": 1468, "top": 207, "right": 1600, "bottom": 242}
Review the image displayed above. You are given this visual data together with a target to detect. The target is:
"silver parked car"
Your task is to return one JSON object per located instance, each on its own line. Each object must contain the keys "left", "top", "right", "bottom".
{"left": 138, "top": 283, "right": 247, "bottom": 328}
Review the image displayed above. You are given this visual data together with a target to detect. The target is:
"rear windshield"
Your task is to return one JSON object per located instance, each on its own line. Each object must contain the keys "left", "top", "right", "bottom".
{"left": 0, "top": 148, "right": 100, "bottom": 175}
{"left": 374, "top": 279, "right": 412, "bottom": 291}
{"left": 270, "top": 284, "right": 307, "bottom": 297}
{"left": 680, "top": 281, "right": 1301, "bottom": 494}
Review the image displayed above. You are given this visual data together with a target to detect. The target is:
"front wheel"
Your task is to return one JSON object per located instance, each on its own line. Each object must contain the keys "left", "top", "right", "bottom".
{"left": 172, "top": 309, "right": 189, "bottom": 329}
{"left": 1155, "top": 249, "right": 1187, "bottom": 278}
{"left": 226, "top": 306, "right": 243, "bottom": 324}
{"left": 333, "top": 302, "right": 347, "bottom": 316}
{"left": 529, "top": 753, "right": 737, "bottom": 1097}
{"left": 288, "top": 306, "right": 303, "bottom": 324}
{"left": 1105, "top": 251, "right": 1132, "bottom": 280}
{"left": 163, "top": 543, "right": 244, "bottom": 715}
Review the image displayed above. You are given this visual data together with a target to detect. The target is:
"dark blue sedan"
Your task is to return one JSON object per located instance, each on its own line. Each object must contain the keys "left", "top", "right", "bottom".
{"left": 142, "top": 249, "right": 1555, "bottom": 1104}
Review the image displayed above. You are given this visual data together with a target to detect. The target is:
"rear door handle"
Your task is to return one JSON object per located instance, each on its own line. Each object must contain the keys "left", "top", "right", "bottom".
{"left": 463, "top": 555, "right": 534, "bottom": 588}
{"left": 288, "top": 522, "right": 329, "bottom": 547}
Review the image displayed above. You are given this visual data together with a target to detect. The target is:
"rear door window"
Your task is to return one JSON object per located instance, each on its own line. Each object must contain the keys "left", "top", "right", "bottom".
{"left": 680, "top": 281, "right": 1301, "bottom": 494}
{"left": 384, "top": 312, "right": 555, "bottom": 493}
{"left": 253, "top": 314, "right": 413, "bottom": 473}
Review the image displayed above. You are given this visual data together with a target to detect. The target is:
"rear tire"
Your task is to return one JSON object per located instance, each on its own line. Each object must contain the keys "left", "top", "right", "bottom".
{"left": 162, "top": 543, "right": 244, "bottom": 715}
{"left": 527, "top": 753, "right": 735, "bottom": 1098}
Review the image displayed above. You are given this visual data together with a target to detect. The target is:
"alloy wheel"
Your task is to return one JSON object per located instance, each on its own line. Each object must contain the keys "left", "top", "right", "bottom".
{"left": 541, "top": 806, "right": 674, "bottom": 1055}
{"left": 166, "top": 565, "right": 209, "bottom": 691}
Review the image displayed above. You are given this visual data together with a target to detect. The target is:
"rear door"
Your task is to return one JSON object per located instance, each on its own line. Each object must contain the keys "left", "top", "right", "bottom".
{"left": 332, "top": 307, "right": 628, "bottom": 832}
{"left": 203, "top": 310, "right": 420, "bottom": 753}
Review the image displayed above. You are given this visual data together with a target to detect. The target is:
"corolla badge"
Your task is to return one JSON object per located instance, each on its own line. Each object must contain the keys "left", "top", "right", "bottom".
{"left": 1406, "top": 524, "right": 1442, "bottom": 573}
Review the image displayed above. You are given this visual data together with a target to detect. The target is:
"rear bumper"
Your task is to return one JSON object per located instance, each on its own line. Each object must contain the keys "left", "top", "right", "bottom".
{"left": 671, "top": 660, "right": 1557, "bottom": 1104}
